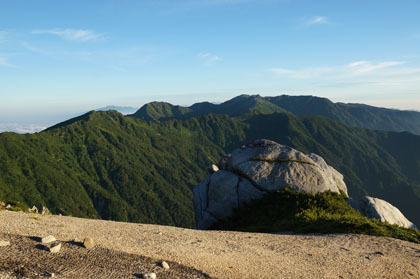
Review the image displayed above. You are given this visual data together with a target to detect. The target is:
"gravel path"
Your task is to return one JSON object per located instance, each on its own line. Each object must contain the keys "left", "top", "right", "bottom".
{"left": 0, "top": 233, "right": 210, "bottom": 279}
{"left": 1, "top": 210, "right": 420, "bottom": 279}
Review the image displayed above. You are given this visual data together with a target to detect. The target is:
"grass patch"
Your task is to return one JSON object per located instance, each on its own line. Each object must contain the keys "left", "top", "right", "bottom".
{"left": 211, "top": 188, "right": 420, "bottom": 244}
{"left": 251, "top": 157, "right": 317, "bottom": 166}
{"left": 4, "top": 201, "right": 29, "bottom": 212}
{"left": 30, "top": 216, "right": 41, "bottom": 221}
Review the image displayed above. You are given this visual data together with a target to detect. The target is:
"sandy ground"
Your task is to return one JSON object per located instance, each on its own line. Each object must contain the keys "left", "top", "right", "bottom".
{"left": 0, "top": 210, "right": 419, "bottom": 279}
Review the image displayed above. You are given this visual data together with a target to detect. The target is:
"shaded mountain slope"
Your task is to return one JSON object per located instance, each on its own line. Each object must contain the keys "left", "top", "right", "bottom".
{"left": 132, "top": 94, "right": 420, "bottom": 135}
{"left": 131, "top": 95, "right": 287, "bottom": 121}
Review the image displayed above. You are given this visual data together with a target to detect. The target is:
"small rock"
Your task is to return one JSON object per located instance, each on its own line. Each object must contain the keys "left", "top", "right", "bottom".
{"left": 5, "top": 204, "right": 11, "bottom": 209}
{"left": 83, "top": 238, "right": 95, "bottom": 249}
{"left": 47, "top": 243, "right": 61, "bottom": 253}
{"left": 143, "top": 273, "right": 156, "bottom": 279}
{"left": 41, "top": 235, "right": 56, "bottom": 244}
{"left": 40, "top": 205, "right": 51, "bottom": 215}
{"left": 207, "top": 164, "right": 219, "bottom": 174}
{"left": 0, "top": 240, "right": 10, "bottom": 247}
{"left": 160, "top": 261, "right": 170, "bottom": 269}
{"left": 30, "top": 205, "right": 39, "bottom": 214}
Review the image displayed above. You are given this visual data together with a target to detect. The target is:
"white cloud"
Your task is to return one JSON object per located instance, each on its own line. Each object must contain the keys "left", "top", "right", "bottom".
{"left": 32, "top": 29, "right": 102, "bottom": 42}
{"left": 347, "top": 61, "right": 405, "bottom": 73}
{"left": 197, "top": 52, "right": 221, "bottom": 66}
{"left": 0, "top": 122, "right": 47, "bottom": 133}
{"left": 306, "top": 16, "right": 328, "bottom": 25}
{"left": 269, "top": 60, "right": 409, "bottom": 79}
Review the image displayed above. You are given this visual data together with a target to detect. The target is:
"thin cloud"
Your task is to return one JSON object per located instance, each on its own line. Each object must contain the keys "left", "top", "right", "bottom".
{"left": 0, "top": 56, "right": 16, "bottom": 68}
{"left": 197, "top": 52, "right": 221, "bottom": 66}
{"left": 32, "top": 29, "right": 102, "bottom": 42}
{"left": 306, "top": 16, "right": 328, "bottom": 25}
{"left": 347, "top": 61, "right": 405, "bottom": 73}
{"left": 269, "top": 60, "right": 408, "bottom": 79}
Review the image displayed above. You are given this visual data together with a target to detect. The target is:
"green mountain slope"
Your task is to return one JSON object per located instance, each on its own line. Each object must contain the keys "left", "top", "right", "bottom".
{"left": 132, "top": 94, "right": 420, "bottom": 135}
{"left": 266, "top": 95, "right": 420, "bottom": 135}
{"left": 1, "top": 108, "right": 420, "bottom": 228}
{"left": 0, "top": 110, "right": 224, "bottom": 227}
{"left": 131, "top": 95, "right": 287, "bottom": 121}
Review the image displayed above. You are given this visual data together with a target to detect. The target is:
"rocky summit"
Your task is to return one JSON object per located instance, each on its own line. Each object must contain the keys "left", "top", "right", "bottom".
{"left": 194, "top": 139, "right": 417, "bottom": 230}
{"left": 194, "top": 139, "right": 348, "bottom": 229}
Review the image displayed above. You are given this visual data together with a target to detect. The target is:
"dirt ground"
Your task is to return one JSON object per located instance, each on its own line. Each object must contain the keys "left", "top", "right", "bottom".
{"left": 1, "top": 210, "right": 419, "bottom": 279}
{"left": 0, "top": 233, "right": 211, "bottom": 279}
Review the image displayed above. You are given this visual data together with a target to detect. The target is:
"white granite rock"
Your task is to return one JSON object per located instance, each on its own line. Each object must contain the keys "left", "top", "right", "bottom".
{"left": 194, "top": 139, "right": 348, "bottom": 229}
{"left": 348, "top": 196, "right": 417, "bottom": 229}
{"left": 41, "top": 235, "right": 56, "bottom": 244}
{"left": 143, "top": 272, "right": 156, "bottom": 279}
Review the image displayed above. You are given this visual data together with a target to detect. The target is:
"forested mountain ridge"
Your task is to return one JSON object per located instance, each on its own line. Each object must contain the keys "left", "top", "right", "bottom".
{"left": 1, "top": 98, "right": 420, "bottom": 227}
{"left": 132, "top": 94, "right": 420, "bottom": 135}
{"left": 0, "top": 110, "right": 225, "bottom": 227}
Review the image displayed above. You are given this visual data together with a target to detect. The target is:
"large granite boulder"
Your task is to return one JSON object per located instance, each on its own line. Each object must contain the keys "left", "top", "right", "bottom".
{"left": 348, "top": 196, "right": 417, "bottom": 229}
{"left": 194, "top": 139, "right": 348, "bottom": 229}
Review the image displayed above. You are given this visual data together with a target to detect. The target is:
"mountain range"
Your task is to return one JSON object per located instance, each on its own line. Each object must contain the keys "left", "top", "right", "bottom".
{"left": 1, "top": 94, "right": 420, "bottom": 227}
{"left": 132, "top": 94, "right": 420, "bottom": 135}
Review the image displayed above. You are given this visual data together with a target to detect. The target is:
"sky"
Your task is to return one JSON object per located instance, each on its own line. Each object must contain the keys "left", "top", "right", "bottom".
{"left": 1, "top": 0, "right": 420, "bottom": 132}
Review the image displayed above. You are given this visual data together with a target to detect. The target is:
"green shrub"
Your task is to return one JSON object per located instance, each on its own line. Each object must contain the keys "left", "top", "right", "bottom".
{"left": 4, "top": 201, "right": 29, "bottom": 212}
{"left": 211, "top": 188, "right": 420, "bottom": 243}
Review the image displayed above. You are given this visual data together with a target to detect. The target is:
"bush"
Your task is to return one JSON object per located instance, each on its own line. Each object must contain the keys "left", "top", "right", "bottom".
{"left": 211, "top": 188, "right": 420, "bottom": 243}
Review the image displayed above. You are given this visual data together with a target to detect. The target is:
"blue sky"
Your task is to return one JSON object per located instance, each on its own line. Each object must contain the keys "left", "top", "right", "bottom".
{"left": 1, "top": 0, "right": 420, "bottom": 132}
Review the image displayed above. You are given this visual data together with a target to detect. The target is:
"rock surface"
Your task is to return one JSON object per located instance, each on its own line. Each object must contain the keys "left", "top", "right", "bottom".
{"left": 40, "top": 205, "right": 51, "bottom": 215}
{"left": 161, "top": 261, "right": 170, "bottom": 269}
{"left": 47, "top": 243, "right": 62, "bottom": 253}
{"left": 0, "top": 240, "right": 10, "bottom": 247}
{"left": 194, "top": 139, "right": 347, "bottom": 229}
{"left": 30, "top": 205, "right": 39, "bottom": 214}
{"left": 143, "top": 272, "right": 156, "bottom": 279}
{"left": 207, "top": 164, "right": 219, "bottom": 174}
{"left": 41, "top": 235, "right": 56, "bottom": 244}
{"left": 348, "top": 196, "right": 417, "bottom": 229}
{"left": 83, "top": 238, "right": 95, "bottom": 249}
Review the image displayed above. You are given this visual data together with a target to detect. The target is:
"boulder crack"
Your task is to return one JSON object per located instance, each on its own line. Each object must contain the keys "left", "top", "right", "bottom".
{"left": 229, "top": 167, "right": 270, "bottom": 193}
{"left": 250, "top": 156, "right": 317, "bottom": 167}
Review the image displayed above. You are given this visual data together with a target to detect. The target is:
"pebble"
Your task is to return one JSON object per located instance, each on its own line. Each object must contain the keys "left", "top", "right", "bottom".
{"left": 41, "top": 235, "right": 56, "bottom": 244}
{"left": 83, "top": 238, "right": 95, "bottom": 249}
{"left": 47, "top": 243, "right": 61, "bottom": 253}
{"left": 161, "top": 261, "right": 170, "bottom": 269}
{"left": 0, "top": 240, "right": 10, "bottom": 247}
{"left": 143, "top": 273, "right": 156, "bottom": 279}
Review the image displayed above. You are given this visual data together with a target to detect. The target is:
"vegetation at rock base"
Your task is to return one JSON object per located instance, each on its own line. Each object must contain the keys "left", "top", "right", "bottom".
{"left": 211, "top": 188, "right": 420, "bottom": 244}
{"left": 0, "top": 201, "right": 29, "bottom": 212}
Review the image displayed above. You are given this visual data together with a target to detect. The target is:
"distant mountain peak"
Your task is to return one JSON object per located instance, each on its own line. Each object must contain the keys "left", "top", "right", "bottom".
{"left": 131, "top": 94, "right": 420, "bottom": 135}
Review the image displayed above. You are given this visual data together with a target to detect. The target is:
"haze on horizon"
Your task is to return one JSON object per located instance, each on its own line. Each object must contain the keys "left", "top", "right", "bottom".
{"left": 1, "top": 0, "right": 420, "bottom": 133}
